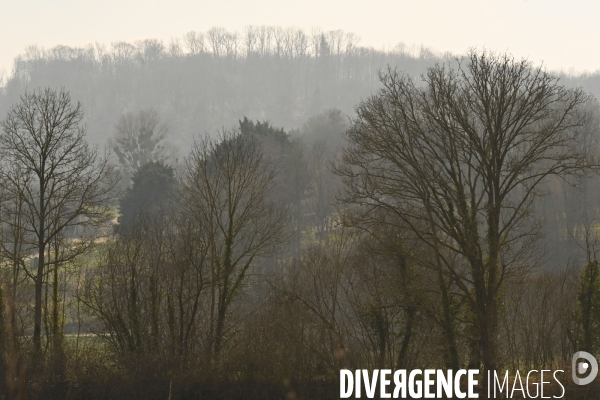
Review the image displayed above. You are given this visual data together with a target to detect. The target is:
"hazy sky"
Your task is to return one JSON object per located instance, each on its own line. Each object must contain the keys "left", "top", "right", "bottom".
{"left": 1, "top": 0, "right": 599, "bottom": 76}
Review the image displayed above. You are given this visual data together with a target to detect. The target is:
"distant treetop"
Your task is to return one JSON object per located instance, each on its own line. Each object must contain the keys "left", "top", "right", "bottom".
{"left": 239, "top": 116, "right": 289, "bottom": 147}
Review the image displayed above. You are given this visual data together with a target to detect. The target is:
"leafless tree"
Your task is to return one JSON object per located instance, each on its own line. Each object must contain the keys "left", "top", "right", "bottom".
{"left": 223, "top": 31, "right": 240, "bottom": 59}
{"left": 243, "top": 26, "right": 258, "bottom": 57}
{"left": 168, "top": 38, "right": 182, "bottom": 58}
{"left": 336, "top": 51, "right": 598, "bottom": 382}
{"left": 184, "top": 31, "right": 205, "bottom": 55}
{"left": 292, "top": 29, "right": 309, "bottom": 58}
{"left": 344, "top": 33, "right": 360, "bottom": 56}
{"left": 272, "top": 27, "right": 285, "bottom": 58}
{"left": 0, "top": 88, "right": 117, "bottom": 355}
{"left": 111, "top": 41, "right": 137, "bottom": 65}
{"left": 180, "top": 130, "right": 290, "bottom": 359}
{"left": 278, "top": 236, "right": 354, "bottom": 375}
{"left": 207, "top": 27, "right": 228, "bottom": 58}
{"left": 135, "top": 39, "right": 165, "bottom": 62}
{"left": 257, "top": 26, "right": 273, "bottom": 57}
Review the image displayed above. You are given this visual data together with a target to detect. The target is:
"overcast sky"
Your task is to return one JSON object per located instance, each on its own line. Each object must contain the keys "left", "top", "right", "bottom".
{"left": 1, "top": 0, "right": 599, "bottom": 76}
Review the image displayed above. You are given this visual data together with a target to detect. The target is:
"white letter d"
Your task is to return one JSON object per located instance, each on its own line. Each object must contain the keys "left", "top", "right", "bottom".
{"left": 341, "top": 370, "right": 353, "bottom": 398}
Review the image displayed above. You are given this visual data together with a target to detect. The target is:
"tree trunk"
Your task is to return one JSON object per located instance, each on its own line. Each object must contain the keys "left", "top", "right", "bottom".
{"left": 481, "top": 299, "right": 498, "bottom": 398}
{"left": 34, "top": 176, "right": 46, "bottom": 356}
{"left": 33, "top": 249, "right": 44, "bottom": 355}
{"left": 396, "top": 306, "right": 415, "bottom": 369}
{"left": 0, "top": 285, "right": 9, "bottom": 397}
{"left": 439, "top": 269, "right": 460, "bottom": 371}
{"left": 51, "top": 250, "right": 65, "bottom": 380}
{"left": 426, "top": 203, "right": 459, "bottom": 370}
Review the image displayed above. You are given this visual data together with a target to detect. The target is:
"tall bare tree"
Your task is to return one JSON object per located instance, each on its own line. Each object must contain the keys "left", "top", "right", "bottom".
{"left": 181, "top": 130, "right": 290, "bottom": 359}
{"left": 336, "top": 51, "right": 598, "bottom": 383}
{"left": 0, "top": 88, "right": 117, "bottom": 355}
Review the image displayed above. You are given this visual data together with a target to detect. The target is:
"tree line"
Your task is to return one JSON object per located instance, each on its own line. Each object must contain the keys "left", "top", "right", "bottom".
{"left": 0, "top": 26, "right": 451, "bottom": 151}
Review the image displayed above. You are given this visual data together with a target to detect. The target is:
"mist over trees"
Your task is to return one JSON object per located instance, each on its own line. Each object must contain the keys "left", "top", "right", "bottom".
{"left": 2, "top": 28, "right": 600, "bottom": 399}
{"left": 0, "top": 26, "right": 451, "bottom": 150}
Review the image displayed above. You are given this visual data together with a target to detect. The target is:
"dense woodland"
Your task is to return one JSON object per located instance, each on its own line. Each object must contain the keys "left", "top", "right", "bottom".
{"left": 0, "top": 27, "right": 600, "bottom": 399}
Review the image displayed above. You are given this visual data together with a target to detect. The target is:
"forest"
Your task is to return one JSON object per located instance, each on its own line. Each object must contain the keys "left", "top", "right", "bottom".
{"left": 0, "top": 26, "right": 600, "bottom": 399}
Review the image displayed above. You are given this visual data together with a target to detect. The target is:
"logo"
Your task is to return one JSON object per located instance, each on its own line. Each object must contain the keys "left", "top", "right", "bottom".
{"left": 572, "top": 351, "right": 598, "bottom": 385}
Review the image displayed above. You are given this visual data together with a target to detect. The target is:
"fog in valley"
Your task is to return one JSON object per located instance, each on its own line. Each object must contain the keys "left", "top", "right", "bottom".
{"left": 1, "top": 23, "right": 600, "bottom": 400}
{"left": 3, "top": 27, "right": 599, "bottom": 267}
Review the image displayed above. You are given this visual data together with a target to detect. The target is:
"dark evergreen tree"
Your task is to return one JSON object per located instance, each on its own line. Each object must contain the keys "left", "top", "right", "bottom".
{"left": 239, "top": 116, "right": 289, "bottom": 149}
{"left": 117, "top": 161, "right": 177, "bottom": 232}
{"left": 239, "top": 117, "right": 311, "bottom": 252}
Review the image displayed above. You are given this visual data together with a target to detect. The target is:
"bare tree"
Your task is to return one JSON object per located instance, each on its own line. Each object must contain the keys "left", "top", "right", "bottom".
{"left": 168, "top": 38, "right": 183, "bottom": 58}
{"left": 243, "top": 26, "right": 258, "bottom": 57}
{"left": 181, "top": 130, "right": 290, "bottom": 359}
{"left": 291, "top": 29, "right": 309, "bottom": 59}
{"left": 336, "top": 51, "right": 597, "bottom": 382}
{"left": 223, "top": 31, "right": 240, "bottom": 59}
{"left": 135, "top": 39, "right": 165, "bottom": 62}
{"left": 111, "top": 41, "right": 137, "bottom": 65}
{"left": 272, "top": 27, "right": 285, "bottom": 58}
{"left": 257, "top": 26, "right": 273, "bottom": 57}
{"left": 207, "top": 27, "right": 227, "bottom": 58}
{"left": 344, "top": 33, "right": 360, "bottom": 56}
{"left": 184, "top": 31, "right": 205, "bottom": 55}
{"left": 110, "top": 108, "right": 174, "bottom": 183}
{"left": 0, "top": 88, "right": 117, "bottom": 355}
{"left": 278, "top": 238, "right": 353, "bottom": 375}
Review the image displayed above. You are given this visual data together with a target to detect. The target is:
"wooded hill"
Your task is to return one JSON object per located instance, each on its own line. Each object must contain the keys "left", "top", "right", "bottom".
{"left": 1, "top": 27, "right": 457, "bottom": 147}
